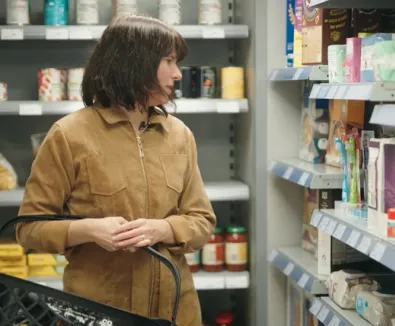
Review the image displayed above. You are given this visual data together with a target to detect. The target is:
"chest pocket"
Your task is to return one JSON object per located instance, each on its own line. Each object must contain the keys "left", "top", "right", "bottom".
{"left": 160, "top": 154, "right": 188, "bottom": 194}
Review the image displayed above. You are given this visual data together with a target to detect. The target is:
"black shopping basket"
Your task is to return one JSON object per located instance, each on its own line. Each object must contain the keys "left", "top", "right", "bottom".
{"left": 0, "top": 215, "right": 181, "bottom": 326}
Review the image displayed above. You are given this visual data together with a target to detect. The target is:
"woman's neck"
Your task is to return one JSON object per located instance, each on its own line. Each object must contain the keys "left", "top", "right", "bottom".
{"left": 120, "top": 106, "right": 150, "bottom": 135}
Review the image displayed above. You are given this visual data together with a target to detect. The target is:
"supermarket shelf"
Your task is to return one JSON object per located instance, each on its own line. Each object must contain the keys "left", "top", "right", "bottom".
{"left": 0, "top": 25, "right": 249, "bottom": 41}
{"left": 268, "top": 247, "right": 327, "bottom": 294}
{"left": 310, "top": 0, "right": 395, "bottom": 8}
{"left": 0, "top": 182, "right": 249, "bottom": 206}
{"left": 268, "top": 159, "right": 342, "bottom": 189}
{"left": 311, "top": 209, "right": 395, "bottom": 272}
{"left": 370, "top": 104, "right": 395, "bottom": 127}
{"left": 0, "top": 99, "right": 249, "bottom": 115}
{"left": 30, "top": 271, "right": 250, "bottom": 291}
{"left": 309, "top": 82, "right": 395, "bottom": 102}
{"left": 309, "top": 297, "right": 371, "bottom": 326}
{"left": 269, "top": 65, "right": 328, "bottom": 81}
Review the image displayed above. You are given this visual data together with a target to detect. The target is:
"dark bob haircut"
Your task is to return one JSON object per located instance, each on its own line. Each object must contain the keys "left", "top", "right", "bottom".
{"left": 81, "top": 14, "right": 188, "bottom": 114}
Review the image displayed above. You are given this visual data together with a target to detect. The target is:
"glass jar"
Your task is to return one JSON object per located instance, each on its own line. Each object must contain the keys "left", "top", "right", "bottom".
{"left": 216, "top": 311, "right": 233, "bottom": 326}
{"left": 202, "top": 227, "right": 224, "bottom": 272}
{"left": 225, "top": 226, "right": 247, "bottom": 271}
{"left": 185, "top": 250, "right": 200, "bottom": 273}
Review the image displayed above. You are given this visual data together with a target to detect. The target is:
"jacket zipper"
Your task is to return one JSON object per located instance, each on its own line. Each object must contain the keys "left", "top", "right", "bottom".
{"left": 136, "top": 135, "right": 154, "bottom": 317}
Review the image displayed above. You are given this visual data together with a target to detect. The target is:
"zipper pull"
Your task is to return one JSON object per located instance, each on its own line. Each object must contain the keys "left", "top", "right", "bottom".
{"left": 137, "top": 137, "right": 144, "bottom": 158}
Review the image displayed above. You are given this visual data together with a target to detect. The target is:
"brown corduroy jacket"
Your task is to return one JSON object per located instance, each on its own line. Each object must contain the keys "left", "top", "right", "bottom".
{"left": 16, "top": 105, "right": 216, "bottom": 326}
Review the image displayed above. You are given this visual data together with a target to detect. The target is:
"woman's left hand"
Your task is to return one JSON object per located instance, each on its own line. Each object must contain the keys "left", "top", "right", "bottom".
{"left": 112, "top": 218, "right": 172, "bottom": 250}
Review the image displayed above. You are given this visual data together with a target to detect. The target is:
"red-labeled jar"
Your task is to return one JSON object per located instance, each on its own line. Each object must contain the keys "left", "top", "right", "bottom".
{"left": 216, "top": 311, "right": 233, "bottom": 326}
{"left": 225, "top": 226, "right": 247, "bottom": 271}
{"left": 202, "top": 227, "right": 224, "bottom": 272}
{"left": 388, "top": 208, "right": 395, "bottom": 238}
{"left": 185, "top": 250, "right": 200, "bottom": 273}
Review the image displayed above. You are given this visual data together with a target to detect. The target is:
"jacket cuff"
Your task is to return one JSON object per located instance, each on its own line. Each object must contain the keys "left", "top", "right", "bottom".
{"left": 40, "top": 220, "right": 73, "bottom": 254}
{"left": 164, "top": 215, "right": 192, "bottom": 254}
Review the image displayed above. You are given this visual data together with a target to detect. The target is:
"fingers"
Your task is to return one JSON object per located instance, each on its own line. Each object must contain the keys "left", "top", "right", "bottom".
{"left": 112, "top": 228, "right": 141, "bottom": 242}
{"left": 112, "top": 218, "right": 146, "bottom": 235}
{"left": 115, "top": 233, "right": 149, "bottom": 248}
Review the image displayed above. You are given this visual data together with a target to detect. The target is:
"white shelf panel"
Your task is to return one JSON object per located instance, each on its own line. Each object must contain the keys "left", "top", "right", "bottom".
{"left": 309, "top": 297, "right": 371, "bottom": 326}
{"left": 0, "top": 99, "right": 248, "bottom": 115}
{"left": 0, "top": 182, "right": 249, "bottom": 206}
{"left": 311, "top": 209, "right": 395, "bottom": 272}
{"left": 0, "top": 25, "right": 249, "bottom": 41}
{"left": 309, "top": 82, "right": 395, "bottom": 102}
{"left": 268, "top": 159, "right": 342, "bottom": 189}
{"left": 268, "top": 247, "right": 327, "bottom": 294}
{"left": 269, "top": 65, "right": 328, "bottom": 81}
{"left": 30, "top": 271, "right": 250, "bottom": 291}
{"left": 370, "top": 104, "right": 395, "bottom": 127}
{"left": 310, "top": 0, "right": 395, "bottom": 8}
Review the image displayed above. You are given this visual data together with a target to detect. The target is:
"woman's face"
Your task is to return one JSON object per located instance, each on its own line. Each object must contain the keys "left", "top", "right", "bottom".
{"left": 148, "top": 51, "right": 182, "bottom": 106}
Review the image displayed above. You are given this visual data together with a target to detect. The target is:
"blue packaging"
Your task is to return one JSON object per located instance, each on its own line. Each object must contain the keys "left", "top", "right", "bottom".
{"left": 286, "top": 0, "right": 296, "bottom": 67}
{"left": 44, "top": 0, "right": 68, "bottom": 26}
{"left": 361, "top": 33, "right": 395, "bottom": 82}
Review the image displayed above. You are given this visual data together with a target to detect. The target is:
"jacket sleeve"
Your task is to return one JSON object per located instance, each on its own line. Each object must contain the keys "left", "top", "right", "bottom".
{"left": 165, "top": 128, "right": 216, "bottom": 254}
{"left": 16, "top": 123, "right": 75, "bottom": 254}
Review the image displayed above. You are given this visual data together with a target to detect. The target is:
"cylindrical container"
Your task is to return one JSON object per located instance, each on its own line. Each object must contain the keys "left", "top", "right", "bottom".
{"left": 38, "top": 68, "right": 62, "bottom": 102}
{"left": 174, "top": 66, "right": 193, "bottom": 98}
{"left": 159, "top": 0, "right": 181, "bottom": 25}
{"left": 185, "top": 250, "right": 200, "bottom": 273}
{"left": 388, "top": 209, "right": 395, "bottom": 238}
{"left": 44, "top": 0, "right": 68, "bottom": 26}
{"left": 201, "top": 227, "right": 224, "bottom": 272}
{"left": 0, "top": 83, "right": 7, "bottom": 101}
{"left": 60, "top": 69, "right": 67, "bottom": 100}
{"left": 67, "top": 68, "right": 84, "bottom": 101}
{"left": 198, "top": 66, "right": 217, "bottom": 98}
{"left": 7, "top": 0, "right": 30, "bottom": 25}
{"left": 199, "top": 0, "right": 221, "bottom": 25}
{"left": 225, "top": 226, "right": 247, "bottom": 271}
{"left": 76, "top": 0, "right": 99, "bottom": 25}
{"left": 215, "top": 311, "right": 233, "bottom": 326}
{"left": 113, "top": 0, "right": 138, "bottom": 15}
{"left": 221, "top": 67, "right": 244, "bottom": 99}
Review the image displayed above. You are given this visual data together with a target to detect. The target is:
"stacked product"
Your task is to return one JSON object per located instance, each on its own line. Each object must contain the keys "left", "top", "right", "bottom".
{"left": 0, "top": 242, "right": 28, "bottom": 279}
{"left": 159, "top": 0, "right": 181, "bottom": 25}
{"left": 27, "top": 253, "right": 67, "bottom": 277}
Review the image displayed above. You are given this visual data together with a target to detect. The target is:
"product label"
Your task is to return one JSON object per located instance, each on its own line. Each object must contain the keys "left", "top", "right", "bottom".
{"left": 77, "top": 0, "right": 99, "bottom": 25}
{"left": 202, "top": 243, "right": 224, "bottom": 265}
{"left": 185, "top": 251, "right": 200, "bottom": 266}
{"left": 225, "top": 242, "right": 247, "bottom": 265}
{"left": 7, "top": 0, "right": 30, "bottom": 25}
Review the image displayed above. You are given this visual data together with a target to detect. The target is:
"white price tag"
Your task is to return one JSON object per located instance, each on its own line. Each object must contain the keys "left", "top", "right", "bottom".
{"left": 283, "top": 262, "right": 295, "bottom": 276}
{"left": 270, "top": 70, "right": 279, "bottom": 80}
{"left": 326, "top": 85, "right": 338, "bottom": 99}
{"left": 298, "top": 172, "right": 309, "bottom": 186}
{"left": 335, "top": 85, "right": 348, "bottom": 99}
{"left": 333, "top": 224, "right": 347, "bottom": 240}
{"left": 309, "top": 85, "right": 320, "bottom": 98}
{"left": 325, "top": 220, "right": 338, "bottom": 235}
{"left": 46, "top": 28, "right": 69, "bottom": 40}
{"left": 346, "top": 230, "right": 361, "bottom": 248}
{"left": 283, "top": 167, "right": 293, "bottom": 179}
{"left": 69, "top": 29, "right": 92, "bottom": 40}
{"left": 370, "top": 242, "right": 386, "bottom": 262}
{"left": 309, "top": 299, "right": 322, "bottom": 315}
{"left": 317, "top": 306, "right": 330, "bottom": 322}
{"left": 328, "top": 315, "right": 341, "bottom": 326}
{"left": 310, "top": 212, "right": 323, "bottom": 227}
{"left": 318, "top": 216, "right": 330, "bottom": 231}
{"left": 225, "top": 275, "right": 249, "bottom": 289}
{"left": 202, "top": 27, "right": 225, "bottom": 39}
{"left": 292, "top": 68, "right": 303, "bottom": 80}
{"left": 19, "top": 104, "right": 43, "bottom": 116}
{"left": 217, "top": 102, "right": 240, "bottom": 113}
{"left": 297, "top": 273, "right": 310, "bottom": 288}
{"left": 357, "top": 235, "right": 373, "bottom": 254}
{"left": 1, "top": 28, "right": 23, "bottom": 40}
{"left": 268, "top": 250, "right": 278, "bottom": 262}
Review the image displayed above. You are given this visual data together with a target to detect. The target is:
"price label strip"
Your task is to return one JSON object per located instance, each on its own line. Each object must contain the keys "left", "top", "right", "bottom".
{"left": 346, "top": 229, "right": 361, "bottom": 248}
{"left": 217, "top": 102, "right": 239, "bottom": 113}
{"left": 19, "top": 104, "right": 43, "bottom": 116}
{"left": 309, "top": 299, "right": 322, "bottom": 316}
{"left": 370, "top": 242, "right": 387, "bottom": 263}
{"left": 317, "top": 306, "right": 330, "bottom": 322}
{"left": 283, "top": 262, "right": 295, "bottom": 276}
{"left": 318, "top": 216, "right": 330, "bottom": 231}
{"left": 202, "top": 27, "right": 225, "bottom": 39}
{"left": 1, "top": 28, "right": 24, "bottom": 40}
{"left": 268, "top": 249, "right": 278, "bottom": 262}
{"left": 283, "top": 167, "right": 293, "bottom": 179}
{"left": 357, "top": 235, "right": 373, "bottom": 255}
{"left": 292, "top": 68, "right": 303, "bottom": 80}
{"left": 297, "top": 273, "right": 310, "bottom": 289}
{"left": 328, "top": 315, "right": 341, "bottom": 326}
{"left": 297, "top": 172, "right": 310, "bottom": 186}
{"left": 310, "top": 211, "right": 323, "bottom": 227}
{"left": 333, "top": 224, "right": 347, "bottom": 240}
{"left": 325, "top": 220, "right": 338, "bottom": 235}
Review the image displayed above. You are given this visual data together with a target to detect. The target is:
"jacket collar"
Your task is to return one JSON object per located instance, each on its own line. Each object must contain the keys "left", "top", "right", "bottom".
{"left": 94, "top": 104, "right": 169, "bottom": 132}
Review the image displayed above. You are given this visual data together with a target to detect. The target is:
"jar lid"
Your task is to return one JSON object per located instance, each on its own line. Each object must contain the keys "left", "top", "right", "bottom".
{"left": 213, "top": 227, "right": 224, "bottom": 234}
{"left": 388, "top": 208, "right": 395, "bottom": 219}
{"left": 226, "top": 225, "right": 246, "bottom": 233}
{"left": 215, "top": 311, "right": 233, "bottom": 323}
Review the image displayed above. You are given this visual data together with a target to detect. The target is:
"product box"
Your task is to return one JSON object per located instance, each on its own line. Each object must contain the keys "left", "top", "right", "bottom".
{"left": 286, "top": 0, "right": 296, "bottom": 67}
{"left": 29, "top": 265, "right": 66, "bottom": 277}
{"left": 27, "top": 253, "right": 67, "bottom": 266}
{"left": 0, "top": 242, "right": 25, "bottom": 258}
{"left": 302, "top": 5, "right": 349, "bottom": 65}
{"left": 361, "top": 33, "right": 395, "bottom": 82}
{"left": 350, "top": 9, "right": 381, "bottom": 36}
{"left": 293, "top": 0, "right": 303, "bottom": 67}
{"left": 325, "top": 99, "right": 365, "bottom": 168}
{"left": 380, "top": 9, "right": 395, "bottom": 33}
{"left": 0, "top": 266, "right": 28, "bottom": 279}
{"left": 0, "top": 255, "right": 26, "bottom": 268}
{"left": 345, "top": 37, "right": 362, "bottom": 83}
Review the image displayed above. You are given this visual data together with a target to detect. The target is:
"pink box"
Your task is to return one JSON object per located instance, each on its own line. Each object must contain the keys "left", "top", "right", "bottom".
{"left": 345, "top": 37, "right": 362, "bottom": 83}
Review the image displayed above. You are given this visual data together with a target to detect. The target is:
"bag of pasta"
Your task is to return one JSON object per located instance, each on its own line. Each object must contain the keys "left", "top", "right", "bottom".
{"left": 0, "top": 153, "right": 17, "bottom": 190}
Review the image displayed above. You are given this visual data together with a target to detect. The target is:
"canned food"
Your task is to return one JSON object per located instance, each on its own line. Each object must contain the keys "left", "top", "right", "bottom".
{"left": 199, "top": 0, "right": 221, "bottom": 25}
{"left": 67, "top": 68, "right": 84, "bottom": 101}
{"left": 159, "top": 0, "right": 181, "bottom": 25}
{"left": 198, "top": 66, "right": 217, "bottom": 98}
{"left": 44, "top": 0, "right": 68, "bottom": 26}
{"left": 76, "top": 0, "right": 99, "bottom": 25}
{"left": 38, "top": 68, "right": 62, "bottom": 102}
{"left": 221, "top": 67, "right": 245, "bottom": 99}
{"left": 113, "top": 0, "right": 138, "bottom": 15}
{"left": 174, "top": 67, "right": 192, "bottom": 98}
{"left": 7, "top": 0, "right": 30, "bottom": 25}
{"left": 0, "top": 83, "right": 7, "bottom": 101}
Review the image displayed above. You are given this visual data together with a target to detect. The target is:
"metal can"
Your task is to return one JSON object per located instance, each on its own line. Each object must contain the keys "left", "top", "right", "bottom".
{"left": 199, "top": 0, "right": 222, "bottom": 25}
{"left": 221, "top": 66, "right": 245, "bottom": 99}
{"left": 174, "top": 67, "right": 193, "bottom": 98}
{"left": 113, "top": 0, "right": 138, "bottom": 15}
{"left": 0, "top": 83, "right": 7, "bottom": 101}
{"left": 159, "top": 0, "right": 181, "bottom": 25}
{"left": 197, "top": 66, "right": 217, "bottom": 98}
{"left": 7, "top": 0, "right": 30, "bottom": 25}
{"left": 44, "top": 0, "right": 68, "bottom": 26}
{"left": 67, "top": 68, "right": 84, "bottom": 101}
{"left": 38, "top": 68, "right": 62, "bottom": 102}
{"left": 76, "top": 0, "right": 99, "bottom": 25}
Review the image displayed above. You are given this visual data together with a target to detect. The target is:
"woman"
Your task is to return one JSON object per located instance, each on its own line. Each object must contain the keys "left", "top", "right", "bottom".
{"left": 16, "top": 14, "right": 216, "bottom": 326}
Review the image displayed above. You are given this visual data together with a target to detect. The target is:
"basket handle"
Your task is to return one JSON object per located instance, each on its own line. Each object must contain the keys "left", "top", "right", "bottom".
{"left": 0, "top": 215, "right": 180, "bottom": 326}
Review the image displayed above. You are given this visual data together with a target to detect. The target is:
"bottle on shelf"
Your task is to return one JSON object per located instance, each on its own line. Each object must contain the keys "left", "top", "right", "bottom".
{"left": 202, "top": 227, "right": 225, "bottom": 272}
{"left": 225, "top": 225, "right": 248, "bottom": 271}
